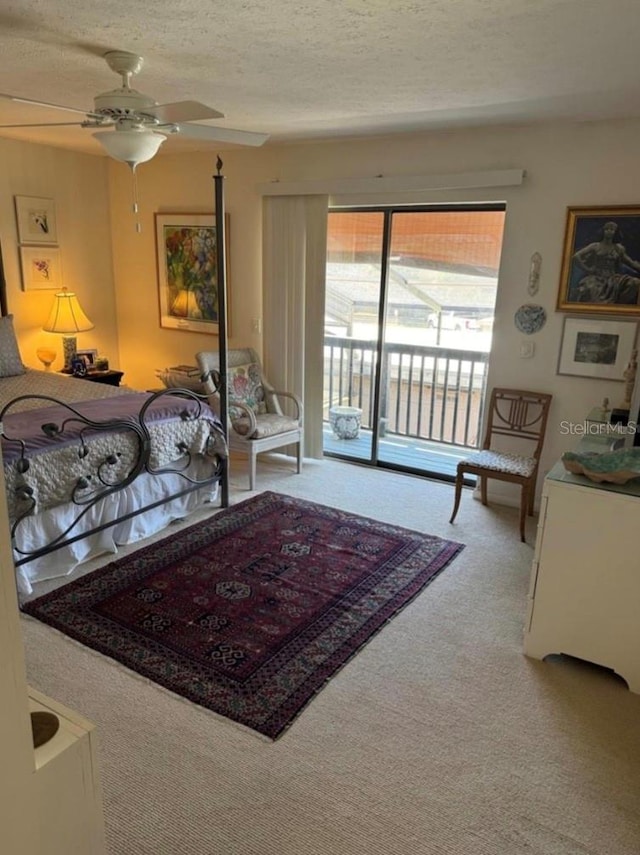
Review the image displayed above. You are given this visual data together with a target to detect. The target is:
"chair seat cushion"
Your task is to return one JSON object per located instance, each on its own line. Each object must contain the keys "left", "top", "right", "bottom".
{"left": 232, "top": 413, "right": 300, "bottom": 439}
{"left": 462, "top": 450, "right": 537, "bottom": 477}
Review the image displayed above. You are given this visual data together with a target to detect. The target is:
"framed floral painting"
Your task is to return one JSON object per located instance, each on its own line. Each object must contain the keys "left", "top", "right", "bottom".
{"left": 155, "top": 213, "right": 230, "bottom": 334}
{"left": 14, "top": 195, "right": 58, "bottom": 245}
{"left": 557, "top": 206, "right": 640, "bottom": 316}
{"left": 19, "top": 246, "right": 62, "bottom": 290}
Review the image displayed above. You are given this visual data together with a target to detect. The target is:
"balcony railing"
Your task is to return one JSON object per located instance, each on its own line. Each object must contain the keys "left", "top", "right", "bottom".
{"left": 324, "top": 335, "right": 489, "bottom": 449}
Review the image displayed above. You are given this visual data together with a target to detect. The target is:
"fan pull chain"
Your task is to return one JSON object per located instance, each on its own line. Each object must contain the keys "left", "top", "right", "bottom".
{"left": 130, "top": 165, "right": 142, "bottom": 233}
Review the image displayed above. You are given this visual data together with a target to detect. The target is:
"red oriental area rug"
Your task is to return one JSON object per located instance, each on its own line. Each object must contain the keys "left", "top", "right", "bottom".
{"left": 23, "top": 491, "right": 465, "bottom": 739}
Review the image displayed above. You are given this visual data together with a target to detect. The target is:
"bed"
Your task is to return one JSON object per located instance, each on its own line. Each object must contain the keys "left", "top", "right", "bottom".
{"left": 0, "top": 314, "right": 227, "bottom": 597}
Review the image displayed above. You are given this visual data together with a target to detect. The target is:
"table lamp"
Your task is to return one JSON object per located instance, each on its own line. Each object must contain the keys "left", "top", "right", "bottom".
{"left": 42, "top": 287, "right": 94, "bottom": 372}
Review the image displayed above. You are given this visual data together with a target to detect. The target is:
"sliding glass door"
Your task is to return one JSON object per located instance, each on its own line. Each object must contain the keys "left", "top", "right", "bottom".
{"left": 324, "top": 210, "right": 384, "bottom": 463}
{"left": 323, "top": 205, "right": 505, "bottom": 480}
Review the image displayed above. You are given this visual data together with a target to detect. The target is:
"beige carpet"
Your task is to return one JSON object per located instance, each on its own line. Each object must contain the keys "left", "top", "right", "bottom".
{"left": 21, "top": 455, "right": 640, "bottom": 855}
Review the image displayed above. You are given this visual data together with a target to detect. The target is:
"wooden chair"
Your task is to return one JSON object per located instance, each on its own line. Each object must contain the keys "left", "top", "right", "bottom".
{"left": 196, "top": 348, "right": 303, "bottom": 490}
{"left": 449, "top": 388, "right": 552, "bottom": 542}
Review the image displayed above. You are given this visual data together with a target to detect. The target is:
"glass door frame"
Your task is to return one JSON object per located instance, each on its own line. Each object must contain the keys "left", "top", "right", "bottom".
{"left": 324, "top": 202, "right": 505, "bottom": 479}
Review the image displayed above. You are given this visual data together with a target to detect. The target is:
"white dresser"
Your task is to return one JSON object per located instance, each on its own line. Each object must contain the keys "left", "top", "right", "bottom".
{"left": 524, "top": 456, "right": 640, "bottom": 693}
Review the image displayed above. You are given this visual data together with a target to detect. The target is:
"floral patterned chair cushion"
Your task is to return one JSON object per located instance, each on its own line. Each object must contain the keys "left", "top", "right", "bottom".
{"left": 227, "top": 363, "right": 267, "bottom": 422}
{"left": 461, "top": 450, "right": 537, "bottom": 477}
{"left": 231, "top": 412, "right": 299, "bottom": 438}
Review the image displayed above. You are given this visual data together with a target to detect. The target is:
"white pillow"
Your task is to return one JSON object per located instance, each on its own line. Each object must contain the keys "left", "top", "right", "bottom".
{"left": 155, "top": 367, "right": 203, "bottom": 392}
{"left": 0, "top": 315, "right": 26, "bottom": 377}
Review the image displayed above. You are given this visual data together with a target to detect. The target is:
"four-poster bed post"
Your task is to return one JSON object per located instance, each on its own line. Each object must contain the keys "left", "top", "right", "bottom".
{"left": 214, "top": 156, "right": 230, "bottom": 508}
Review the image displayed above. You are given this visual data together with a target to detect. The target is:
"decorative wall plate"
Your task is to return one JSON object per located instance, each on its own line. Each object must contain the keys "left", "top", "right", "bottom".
{"left": 514, "top": 303, "right": 547, "bottom": 335}
{"left": 527, "top": 251, "right": 542, "bottom": 296}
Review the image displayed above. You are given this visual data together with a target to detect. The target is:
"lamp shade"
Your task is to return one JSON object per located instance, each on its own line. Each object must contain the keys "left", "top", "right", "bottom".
{"left": 93, "top": 128, "right": 166, "bottom": 167}
{"left": 43, "top": 288, "right": 94, "bottom": 334}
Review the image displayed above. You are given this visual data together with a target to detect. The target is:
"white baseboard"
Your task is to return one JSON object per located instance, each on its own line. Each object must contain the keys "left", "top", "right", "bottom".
{"left": 472, "top": 483, "right": 539, "bottom": 514}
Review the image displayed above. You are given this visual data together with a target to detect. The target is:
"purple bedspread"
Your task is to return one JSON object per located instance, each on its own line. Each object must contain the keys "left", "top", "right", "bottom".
{"left": 1, "top": 391, "right": 216, "bottom": 463}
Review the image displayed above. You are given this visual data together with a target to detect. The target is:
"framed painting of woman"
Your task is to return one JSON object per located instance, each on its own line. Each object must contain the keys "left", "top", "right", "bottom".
{"left": 557, "top": 206, "right": 640, "bottom": 316}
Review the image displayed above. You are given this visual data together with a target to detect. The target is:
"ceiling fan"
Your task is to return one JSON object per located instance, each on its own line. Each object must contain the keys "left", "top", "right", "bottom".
{"left": 0, "top": 50, "right": 269, "bottom": 169}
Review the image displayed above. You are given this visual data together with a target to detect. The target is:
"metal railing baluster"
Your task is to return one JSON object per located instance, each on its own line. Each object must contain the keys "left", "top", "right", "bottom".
{"left": 324, "top": 335, "right": 489, "bottom": 449}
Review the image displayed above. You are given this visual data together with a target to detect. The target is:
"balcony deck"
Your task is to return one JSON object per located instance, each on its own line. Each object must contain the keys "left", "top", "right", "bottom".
{"left": 323, "top": 423, "right": 476, "bottom": 482}
{"left": 323, "top": 334, "right": 487, "bottom": 484}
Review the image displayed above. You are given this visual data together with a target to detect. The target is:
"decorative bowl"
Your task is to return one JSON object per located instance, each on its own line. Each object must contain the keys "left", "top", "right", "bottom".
{"left": 561, "top": 447, "right": 640, "bottom": 484}
{"left": 36, "top": 346, "right": 56, "bottom": 370}
{"left": 329, "top": 406, "right": 362, "bottom": 440}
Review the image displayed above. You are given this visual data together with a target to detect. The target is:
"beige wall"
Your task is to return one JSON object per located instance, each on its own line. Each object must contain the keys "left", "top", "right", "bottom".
{"left": 107, "top": 150, "right": 273, "bottom": 391}
{"left": 0, "top": 138, "right": 119, "bottom": 371}
{"left": 108, "top": 118, "right": 640, "bottom": 490}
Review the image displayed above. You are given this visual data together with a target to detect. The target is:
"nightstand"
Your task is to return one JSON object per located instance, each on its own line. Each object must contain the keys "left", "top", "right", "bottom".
{"left": 75, "top": 370, "right": 124, "bottom": 387}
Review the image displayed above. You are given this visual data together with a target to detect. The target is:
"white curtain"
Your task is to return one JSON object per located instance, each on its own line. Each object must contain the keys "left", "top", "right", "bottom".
{"left": 262, "top": 195, "right": 328, "bottom": 459}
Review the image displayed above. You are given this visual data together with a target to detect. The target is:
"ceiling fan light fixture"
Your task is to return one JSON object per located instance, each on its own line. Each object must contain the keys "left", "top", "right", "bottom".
{"left": 93, "top": 128, "right": 166, "bottom": 167}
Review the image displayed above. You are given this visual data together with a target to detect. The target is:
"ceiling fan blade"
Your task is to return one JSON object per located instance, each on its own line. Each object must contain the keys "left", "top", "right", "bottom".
{"left": 177, "top": 123, "right": 269, "bottom": 147}
{"left": 149, "top": 100, "right": 224, "bottom": 123}
{"left": 0, "top": 92, "right": 89, "bottom": 116}
{"left": 0, "top": 121, "right": 87, "bottom": 128}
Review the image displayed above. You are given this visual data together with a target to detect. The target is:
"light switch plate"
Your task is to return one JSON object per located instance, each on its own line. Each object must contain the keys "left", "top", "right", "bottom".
{"left": 520, "top": 340, "right": 535, "bottom": 358}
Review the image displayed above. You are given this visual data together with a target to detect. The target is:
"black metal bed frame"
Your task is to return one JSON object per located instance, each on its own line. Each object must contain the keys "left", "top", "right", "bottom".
{"left": 1, "top": 388, "right": 226, "bottom": 566}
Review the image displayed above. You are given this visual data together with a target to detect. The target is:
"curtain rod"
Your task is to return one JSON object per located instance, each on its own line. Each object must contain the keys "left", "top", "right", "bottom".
{"left": 257, "top": 169, "right": 525, "bottom": 196}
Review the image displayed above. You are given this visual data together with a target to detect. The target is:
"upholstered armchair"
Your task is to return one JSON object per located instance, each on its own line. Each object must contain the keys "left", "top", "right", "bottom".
{"left": 196, "top": 348, "right": 303, "bottom": 490}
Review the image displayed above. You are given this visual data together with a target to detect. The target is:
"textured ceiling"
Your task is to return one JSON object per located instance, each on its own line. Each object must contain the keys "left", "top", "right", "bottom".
{"left": 1, "top": 0, "right": 640, "bottom": 157}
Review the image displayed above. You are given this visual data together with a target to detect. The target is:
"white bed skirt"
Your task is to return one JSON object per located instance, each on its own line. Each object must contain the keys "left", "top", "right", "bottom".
{"left": 14, "top": 459, "right": 219, "bottom": 597}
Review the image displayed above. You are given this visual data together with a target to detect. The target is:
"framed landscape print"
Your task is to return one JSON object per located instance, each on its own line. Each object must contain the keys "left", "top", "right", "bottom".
{"left": 155, "top": 213, "right": 230, "bottom": 334}
{"left": 557, "top": 316, "right": 637, "bottom": 380}
{"left": 19, "top": 246, "right": 62, "bottom": 290}
{"left": 14, "top": 195, "right": 58, "bottom": 245}
{"left": 557, "top": 206, "right": 640, "bottom": 316}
